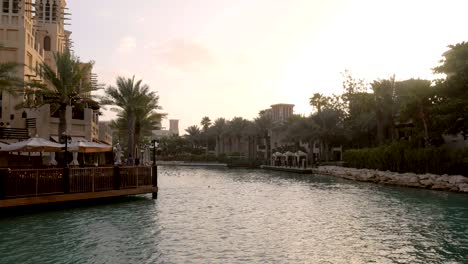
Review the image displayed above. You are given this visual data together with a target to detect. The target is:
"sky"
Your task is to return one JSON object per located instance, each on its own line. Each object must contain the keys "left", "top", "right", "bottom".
{"left": 67, "top": 0, "right": 468, "bottom": 134}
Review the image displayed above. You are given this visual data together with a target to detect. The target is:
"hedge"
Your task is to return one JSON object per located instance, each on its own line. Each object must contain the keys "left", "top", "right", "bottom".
{"left": 343, "top": 142, "right": 468, "bottom": 176}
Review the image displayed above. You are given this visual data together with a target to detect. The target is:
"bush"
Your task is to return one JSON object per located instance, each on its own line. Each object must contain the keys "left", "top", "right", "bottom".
{"left": 343, "top": 142, "right": 468, "bottom": 176}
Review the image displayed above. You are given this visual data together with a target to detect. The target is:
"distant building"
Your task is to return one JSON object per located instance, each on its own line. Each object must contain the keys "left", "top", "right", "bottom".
{"left": 169, "top": 119, "right": 179, "bottom": 136}
{"left": 152, "top": 119, "right": 179, "bottom": 140}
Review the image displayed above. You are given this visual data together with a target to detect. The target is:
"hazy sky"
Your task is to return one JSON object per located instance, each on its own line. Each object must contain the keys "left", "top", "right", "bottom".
{"left": 67, "top": 0, "right": 467, "bottom": 133}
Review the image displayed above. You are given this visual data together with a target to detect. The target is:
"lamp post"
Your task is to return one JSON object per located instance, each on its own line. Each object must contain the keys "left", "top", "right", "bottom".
{"left": 151, "top": 139, "right": 159, "bottom": 165}
{"left": 151, "top": 139, "right": 159, "bottom": 199}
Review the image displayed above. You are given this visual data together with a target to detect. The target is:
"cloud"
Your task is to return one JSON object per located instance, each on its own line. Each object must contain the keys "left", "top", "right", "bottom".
{"left": 154, "top": 39, "right": 215, "bottom": 71}
{"left": 117, "top": 36, "right": 137, "bottom": 53}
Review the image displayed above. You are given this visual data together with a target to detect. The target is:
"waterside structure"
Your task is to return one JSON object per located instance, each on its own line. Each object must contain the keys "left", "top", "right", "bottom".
{"left": 0, "top": 165, "right": 158, "bottom": 208}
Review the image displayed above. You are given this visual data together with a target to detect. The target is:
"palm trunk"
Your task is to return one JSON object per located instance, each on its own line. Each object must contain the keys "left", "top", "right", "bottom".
{"left": 135, "top": 122, "right": 141, "bottom": 159}
{"left": 58, "top": 104, "right": 67, "bottom": 141}
{"left": 376, "top": 110, "right": 384, "bottom": 145}
{"left": 127, "top": 111, "right": 136, "bottom": 161}
{"left": 419, "top": 104, "right": 429, "bottom": 146}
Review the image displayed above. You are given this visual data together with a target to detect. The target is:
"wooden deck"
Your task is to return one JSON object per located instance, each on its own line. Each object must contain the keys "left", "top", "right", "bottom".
{"left": 0, "top": 166, "right": 158, "bottom": 208}
{"left": 261, "top": 165, "right": 314, "bottom": 174}
{"left": 0, "top": 186, "right": 158, "bottom": 208}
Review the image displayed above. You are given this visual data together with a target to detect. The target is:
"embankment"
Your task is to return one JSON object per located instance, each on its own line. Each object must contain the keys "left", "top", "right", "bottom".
{"left": 313, "top": 166, "right": 468, "bottom": 193}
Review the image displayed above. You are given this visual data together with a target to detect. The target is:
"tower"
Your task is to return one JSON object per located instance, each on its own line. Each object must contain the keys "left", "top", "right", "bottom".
{"left": 169, "top": 119, "right": 179, "bottom": 136}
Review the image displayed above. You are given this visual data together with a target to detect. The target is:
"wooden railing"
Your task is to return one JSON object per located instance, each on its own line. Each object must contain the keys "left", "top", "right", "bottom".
{"left": 120, "top": 166, "right": 152, "bottom": 189}
{"left": 0, "top": 166, "right": 155, "bottom": 199}
{"left": 69, "top": 167, "right": 114, "bottom": 193}
{"left": 4, "top": 169, "right": 63, "bottom": 198}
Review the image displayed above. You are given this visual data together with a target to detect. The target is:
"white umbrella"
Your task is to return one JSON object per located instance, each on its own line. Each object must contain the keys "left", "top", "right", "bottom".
{"left": 68, "top": 141, "right": 112, "bottom": 153}
{"left": 0, "top": 137, "right": 64, "bottom": 152}
{"left": 284, "top": 151, "right": 295, "bottom": 157}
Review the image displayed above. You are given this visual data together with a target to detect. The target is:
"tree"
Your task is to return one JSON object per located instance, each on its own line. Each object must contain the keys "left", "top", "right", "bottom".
{"left": 101, "top": 76, "right": 157, "bottom": 158}
{"left": 185, "top": 125, "right": 201, "bottom": 150}
{"left": 30, "top": 49, "right": 95, "bottom": 141}
{"left": 200, "top": 116, "right": 212, "bottom": 154}
{"left": 210, "top": 118, "right": 227, "bottom": 155}
{"left": 227, "top": 117, "right": 250, "bottom": 154}
{"left": 396, "top": 79, "right": 434, "bottom": 146}
{"left": 433, "top": 42, "right": 468, "bottom": 138}
{"left": 309, "top": 93, "right": 330, "bottom": 114}
{"left": 0, "top": 62, "right": 23, "bottom": 93}
{"left": 371, "top": 77, "right": 396, "bottom": 145}
{"left": 254, "top": 113, "right": 273, "bottom": 163}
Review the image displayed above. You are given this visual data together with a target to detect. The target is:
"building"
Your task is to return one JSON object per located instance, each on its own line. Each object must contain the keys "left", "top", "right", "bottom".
{"left": 0, "top": 0, "right": 110, "bottom": 145}
{"left": 152, "top": 119, "right": 179, "bottom": 140}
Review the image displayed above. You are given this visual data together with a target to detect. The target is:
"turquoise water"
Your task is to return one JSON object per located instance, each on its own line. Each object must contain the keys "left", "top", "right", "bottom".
{"left": 1, "top": 166, "right": 467, "bottom": 263}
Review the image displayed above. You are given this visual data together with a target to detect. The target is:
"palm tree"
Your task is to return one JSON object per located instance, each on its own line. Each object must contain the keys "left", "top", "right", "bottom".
{"left": 0, "top": 62, "right": 23, "bottom": 93}
{"left": 371, "top": 77, "right": 396, "bottom": 145}
{"left": 396, "top": 79, "right": 433, "bottom": 146}
{"left": 185, "top": 125, "right": 201, "bottom": 150}
{"left": 228, "top": 117, "right": 249, "bottom": 154}
{"left": 101, "top": 76, "right": 156, "bottom": 158}
{"left": 30, "top": 49, "right": 95, "bottom": 141}
{"left": 200, "top": 116, "right": 211, "bottom": 154}
{"left": 309, "top": 93, "right": 330, "bottom": 114}
{"left": 254, "top": 113, "right": 272, "bottom": 163}
{"left": 211, "top": 118, "right": 227, "bottom": 155}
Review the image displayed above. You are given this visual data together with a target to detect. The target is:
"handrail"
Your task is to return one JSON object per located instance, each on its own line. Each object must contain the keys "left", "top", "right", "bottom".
{"left": 0, "top": 166, "right": 155, "bottom": 199}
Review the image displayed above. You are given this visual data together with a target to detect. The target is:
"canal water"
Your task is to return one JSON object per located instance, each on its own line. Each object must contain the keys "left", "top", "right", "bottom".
{"left": 1, "top": 166, "right": 467, "bottom": 263}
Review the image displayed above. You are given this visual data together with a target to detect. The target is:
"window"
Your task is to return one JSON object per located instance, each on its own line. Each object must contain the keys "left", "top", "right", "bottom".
{"left": 36, "top": 2, "right": 43, "bottom": 19}
{"left": 45, "top": 1, "right": 50, "bottom": 21}
{"left": 44, "top": 36, "right": 51, "bottom": 51}
{"left": 2, "top": 0, "right": 9, "bottom": 13}
{"left": 52, "top": 2, "right": 57, "bottom": 21}
{"left": 12, "top": 0, "right": 18, "bottom": 13}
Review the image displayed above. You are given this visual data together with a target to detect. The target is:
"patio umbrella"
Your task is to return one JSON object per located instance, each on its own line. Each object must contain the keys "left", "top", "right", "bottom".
{"left": 295, "top": 151, "right": 307, "bottom": 157}
{"left": 0, "top": 137, "right": 64, "bottom": 152}
{"left": 68, "top": 141, "right": 113, "bottom": 153}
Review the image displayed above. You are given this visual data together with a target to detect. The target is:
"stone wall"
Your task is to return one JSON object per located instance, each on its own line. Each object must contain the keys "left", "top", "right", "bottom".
{"left": 313, "top": 166, "right": 468, "bottom": 193}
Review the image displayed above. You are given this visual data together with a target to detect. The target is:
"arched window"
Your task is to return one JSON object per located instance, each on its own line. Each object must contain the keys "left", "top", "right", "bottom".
{"left": 44, "top": 36, "right": 51, "bottom": 51}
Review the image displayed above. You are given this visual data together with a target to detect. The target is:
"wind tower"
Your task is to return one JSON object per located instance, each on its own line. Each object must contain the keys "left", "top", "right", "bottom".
{"left": 33, "top": 0, "right": 70, "bottom": 66}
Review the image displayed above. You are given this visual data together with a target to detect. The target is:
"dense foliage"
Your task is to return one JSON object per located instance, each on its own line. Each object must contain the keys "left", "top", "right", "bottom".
{"left": 177, "top": 41, "right": 468, "bottom": 174}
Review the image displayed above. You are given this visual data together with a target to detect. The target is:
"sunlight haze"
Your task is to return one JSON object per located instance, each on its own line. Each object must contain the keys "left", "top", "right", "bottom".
{"left": 67, "top": 0, "right": 468, "bottom": 133}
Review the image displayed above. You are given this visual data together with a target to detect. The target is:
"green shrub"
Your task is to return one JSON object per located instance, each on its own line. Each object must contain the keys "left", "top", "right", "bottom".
{"left": 343, "top": 142, "right": 468, "bottom": 176}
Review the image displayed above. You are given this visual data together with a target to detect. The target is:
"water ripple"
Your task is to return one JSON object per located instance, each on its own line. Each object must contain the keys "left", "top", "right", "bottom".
{"left": 1, "top": 166, "right": 468, "bottom": 263}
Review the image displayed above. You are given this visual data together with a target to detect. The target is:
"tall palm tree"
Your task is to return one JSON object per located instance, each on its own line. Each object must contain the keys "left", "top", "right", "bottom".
{"left": 101, "top": 76, "right": 155, "bottom": 158}
{"left": 228, "top": 117, "right": 249, "bottom": 154}
{"left": 30, "top": 49, "right": 95, "bottom": 141}
{"left": 211, "top": 118, "right": 227, "bottom": 155}
{"left": 371, "top": 77, "right": 396, "bottom": 145}
{"left": 200, "top": 116, "right": 211, "bottom": 154}
{"left": 254, "top": 113, "right": 272, "bottom": 163}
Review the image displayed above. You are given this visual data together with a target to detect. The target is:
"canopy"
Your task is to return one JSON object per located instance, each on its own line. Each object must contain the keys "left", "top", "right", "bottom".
{"left": 273, "top": 152, "right": 285, "bottom": 157}
{"left": 284, "top": 151, "right": 295, "bottom": 156}
{"left": 68, "top": 141, "right": 113, "bottom": 153}
{"left": 296, "top": 151, "right": 307, "bottom": 157}
{"left": 0, "top": 137, "right": 64, "bottom": 152}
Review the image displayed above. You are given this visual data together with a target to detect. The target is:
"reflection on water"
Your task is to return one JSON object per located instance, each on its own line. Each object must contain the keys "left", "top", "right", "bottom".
{"left": 1, "top": 166, "right": 467, "bottom": 263}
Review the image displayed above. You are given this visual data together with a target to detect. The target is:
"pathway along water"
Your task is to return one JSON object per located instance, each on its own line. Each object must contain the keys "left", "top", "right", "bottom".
{"left": 1, "top": 166, "right": 467, "bottom": 263}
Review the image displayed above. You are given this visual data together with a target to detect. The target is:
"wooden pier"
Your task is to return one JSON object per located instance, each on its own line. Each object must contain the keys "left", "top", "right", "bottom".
{"left": 0, "top": 166, "right": 158, "bottom": 208}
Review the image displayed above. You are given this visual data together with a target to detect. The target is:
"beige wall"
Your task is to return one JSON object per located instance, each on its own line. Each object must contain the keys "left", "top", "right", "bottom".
{"left": 0, "top": 0, "right": 110, "bottom": 144}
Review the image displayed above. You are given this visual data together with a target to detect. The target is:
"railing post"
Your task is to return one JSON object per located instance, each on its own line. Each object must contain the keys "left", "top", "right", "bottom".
{"left": 63, "top": 167, "right": 70, "bottom": 194}
{"left": 0, "top": 168, "right": 10, "bottom": 200}
{"left": 113, "top": 166, "right": 121, "bottom": 190}
{"left": 152, "top": 165, "right": 158, "bottom": 199}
